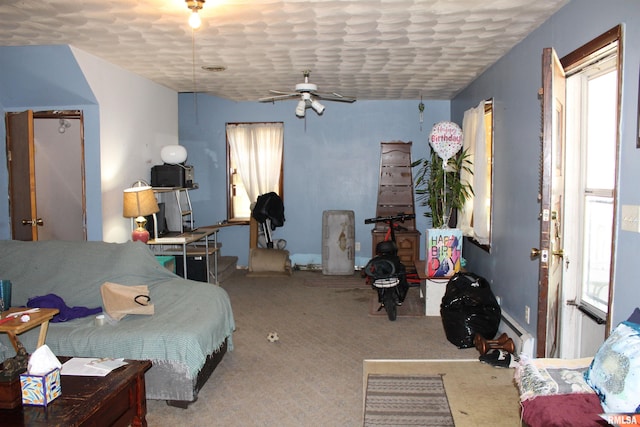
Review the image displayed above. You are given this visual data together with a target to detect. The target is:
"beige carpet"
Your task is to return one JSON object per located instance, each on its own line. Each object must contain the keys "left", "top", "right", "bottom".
{"left": 145, "top": 270, "right": 519, "bottom": 426}
{"left": 303, "top": 271, "right": 368, "bottom": 288}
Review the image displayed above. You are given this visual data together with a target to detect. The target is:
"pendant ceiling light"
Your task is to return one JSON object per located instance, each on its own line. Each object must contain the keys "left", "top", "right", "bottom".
{"left": 186, "top": 0, "right": 205, "bottom": 29}
{"left": 185, "top": 0, "right": 205, "bottom": 113}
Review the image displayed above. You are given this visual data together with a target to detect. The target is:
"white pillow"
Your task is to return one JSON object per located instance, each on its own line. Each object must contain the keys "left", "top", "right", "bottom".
{"left": 584, "top": 321, "right": 640, "bottom": 413}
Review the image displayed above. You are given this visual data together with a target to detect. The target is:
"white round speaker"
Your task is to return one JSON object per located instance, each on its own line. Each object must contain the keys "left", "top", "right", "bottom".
{"left": 160, "top": 145, "right": 187, "bottom": 164}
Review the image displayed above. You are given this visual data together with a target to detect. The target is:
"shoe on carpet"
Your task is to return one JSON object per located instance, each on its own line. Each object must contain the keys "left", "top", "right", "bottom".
{"left": 479, "top": 349, "right": 517, "bottom": 368}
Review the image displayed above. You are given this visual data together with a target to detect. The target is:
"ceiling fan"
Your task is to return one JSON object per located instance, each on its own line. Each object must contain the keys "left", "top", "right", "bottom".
{"left": 259, "top": 70, "right": 356, "bottom": 117}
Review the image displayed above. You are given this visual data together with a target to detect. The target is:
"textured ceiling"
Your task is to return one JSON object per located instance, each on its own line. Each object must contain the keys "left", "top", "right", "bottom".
{"left": 0, "top": 0, "right": 569, "bottom": 101}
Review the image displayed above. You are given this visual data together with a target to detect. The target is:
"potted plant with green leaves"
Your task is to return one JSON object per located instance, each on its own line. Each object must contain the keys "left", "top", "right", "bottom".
{"left": 413, "top": 145, "right": 472, "bottom": 278}
{"left": 412, "top": 148, "right": 473, "bottom": 228}
{"left": 413, "top": 121, "right": 473, "bottom": 279}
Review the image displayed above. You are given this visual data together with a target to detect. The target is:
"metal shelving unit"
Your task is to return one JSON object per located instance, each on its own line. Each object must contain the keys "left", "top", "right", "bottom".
{"left": 152, "top": 187, "right": 194, "bottom": 232}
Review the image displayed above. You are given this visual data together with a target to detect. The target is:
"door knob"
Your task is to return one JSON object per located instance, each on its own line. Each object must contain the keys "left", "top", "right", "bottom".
{"left": 531, "top": 248, "right": 550, "bottom": 263}
{"left": 21, "top": 218, "right": 44, "bottom": 226}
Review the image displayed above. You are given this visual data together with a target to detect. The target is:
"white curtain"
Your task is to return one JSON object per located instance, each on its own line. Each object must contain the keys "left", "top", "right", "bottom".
{"left": 226, "top": 123, "right": 283, "bottom": 204}
{"left": 459, "top": 101, "right": 489, "bottom": 244}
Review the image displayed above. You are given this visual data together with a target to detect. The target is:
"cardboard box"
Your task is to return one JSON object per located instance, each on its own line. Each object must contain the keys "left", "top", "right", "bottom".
{"left": 424, "top": 279, "right": 449, "bottom": 316}
{"left": 20, "top": 368, "right": 61, "bottom": 406}
{"left": 425, "top": 228, "right": 463, "bottom": 278}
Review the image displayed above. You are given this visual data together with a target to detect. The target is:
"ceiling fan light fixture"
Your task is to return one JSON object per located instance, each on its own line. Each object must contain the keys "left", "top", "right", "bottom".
{"left": 311, "top": 99, "right": 325, "bottom": 115}
{"left": 258, "top": 70, "right": 356, "bottom": 117}
{"left": 58, "top": 118, "right": 71, "bottom": 133}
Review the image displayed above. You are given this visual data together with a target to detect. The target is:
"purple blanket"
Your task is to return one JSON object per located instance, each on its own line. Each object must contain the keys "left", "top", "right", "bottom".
{"left": 27, "top": 293, "right": 102, "bottom": 322}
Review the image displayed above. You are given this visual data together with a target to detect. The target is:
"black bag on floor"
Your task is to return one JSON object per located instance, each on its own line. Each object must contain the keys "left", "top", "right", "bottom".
{"left": 440, "top": 272, "right": 501, "bottom": 348}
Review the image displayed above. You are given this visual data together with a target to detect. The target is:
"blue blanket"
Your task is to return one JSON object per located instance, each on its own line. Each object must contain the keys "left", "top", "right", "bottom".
{"left": 0, "top": 240, "right": 235, "bottom": 378}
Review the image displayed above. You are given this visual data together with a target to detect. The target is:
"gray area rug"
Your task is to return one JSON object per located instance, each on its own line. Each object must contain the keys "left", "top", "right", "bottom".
{"left": 364, "top": 374, "right": 454, "bottom": 426}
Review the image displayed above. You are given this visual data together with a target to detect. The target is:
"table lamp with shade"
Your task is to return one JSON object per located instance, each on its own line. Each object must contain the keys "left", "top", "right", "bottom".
{"left": 123, "top": 184, "right": 159, "bottom": 243}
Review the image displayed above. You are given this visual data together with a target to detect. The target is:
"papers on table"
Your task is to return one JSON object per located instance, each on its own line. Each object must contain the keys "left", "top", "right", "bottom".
{"left": 61, "top": 357, "right": 128, "bottom": 376}
{"left": 150, "top": 236, "right": 187, "bottom": 244}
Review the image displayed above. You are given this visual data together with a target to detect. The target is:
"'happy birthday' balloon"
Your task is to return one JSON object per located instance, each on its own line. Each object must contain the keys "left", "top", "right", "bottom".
{"left": 429, "top": 121, "right": 463, "bottom": 165}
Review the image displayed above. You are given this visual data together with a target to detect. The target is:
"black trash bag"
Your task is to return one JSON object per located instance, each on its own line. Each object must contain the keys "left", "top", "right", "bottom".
{"left": 440, "top": 272, "right": 501, "bottom": 348}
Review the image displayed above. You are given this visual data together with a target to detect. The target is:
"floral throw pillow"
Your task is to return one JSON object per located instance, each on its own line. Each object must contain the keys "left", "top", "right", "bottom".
{"left": 584, "top": 321, "right": 640, "bottom": 413}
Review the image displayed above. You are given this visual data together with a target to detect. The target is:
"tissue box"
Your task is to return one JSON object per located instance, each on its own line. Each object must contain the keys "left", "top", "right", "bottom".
{"left": 20, "top": 368, "right": 61, "bottom": 406}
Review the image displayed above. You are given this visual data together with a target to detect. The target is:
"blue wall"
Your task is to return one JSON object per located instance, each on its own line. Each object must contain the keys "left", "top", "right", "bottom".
{"left": 452, "top": 0, "right": 640, "bottom": 331}
{"left": 178, "top": 94, "right": 450, "bottom": 267}
{"left": 0, "top": 45, "right": 102, "bottom": 240}
{"left": 3, "top": 0, "right": 638, "bottom": 350}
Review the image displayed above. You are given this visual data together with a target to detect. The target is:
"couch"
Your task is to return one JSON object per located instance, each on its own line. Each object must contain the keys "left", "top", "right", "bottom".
{"left": 0, "top": 240, "right": 235, "bottom": 407}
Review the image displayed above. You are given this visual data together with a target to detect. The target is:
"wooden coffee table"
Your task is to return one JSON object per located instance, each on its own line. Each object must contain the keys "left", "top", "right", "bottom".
{"left": 1, "top": 358, "right": 152, "bottom": 427}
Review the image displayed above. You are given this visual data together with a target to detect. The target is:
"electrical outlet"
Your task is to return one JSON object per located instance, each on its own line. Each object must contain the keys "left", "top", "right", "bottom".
{"left": 525, "top": 305, "right": 531, "bottom": 324}
{"left": 355, "top": 241, "right": 361, "bottom": 251}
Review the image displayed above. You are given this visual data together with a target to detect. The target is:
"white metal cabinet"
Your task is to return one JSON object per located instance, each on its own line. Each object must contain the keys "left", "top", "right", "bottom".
{"left": 322, "top": 210, "right": 355, "bottom": 275}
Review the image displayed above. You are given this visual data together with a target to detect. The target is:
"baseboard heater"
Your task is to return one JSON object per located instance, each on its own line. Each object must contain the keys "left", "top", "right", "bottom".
{"left": 497, "top": 310, "right": 535, "bottom": 358}
{"left": 294, "top": 263, "right": 322, "bottom": 271}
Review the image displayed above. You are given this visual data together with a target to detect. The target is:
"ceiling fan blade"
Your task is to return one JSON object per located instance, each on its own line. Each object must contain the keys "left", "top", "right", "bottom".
{"left": 313, "top": 92, "right": 357, "bottom": 103}
{"left": 259, "top": 94, "right": 299, "bottom": 102}
{"left": 269, "top": 89, "right": 296, "bottom": 96}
